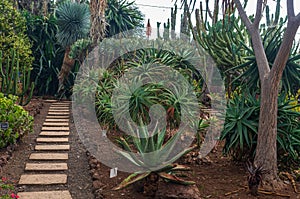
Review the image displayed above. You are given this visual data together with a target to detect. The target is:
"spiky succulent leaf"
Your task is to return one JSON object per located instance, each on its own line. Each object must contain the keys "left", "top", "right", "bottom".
{"left": 55, "top": 1, "right": 90, "bottom": 48}
{"left": 158, "top": 172, "right": 195, "bottom": 185}
{"left": 113, "top": 172, "right": 151, "bottom": 190}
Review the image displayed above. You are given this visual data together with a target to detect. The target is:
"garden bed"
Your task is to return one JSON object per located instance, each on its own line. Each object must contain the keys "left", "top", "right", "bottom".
{"left": 0, "top": 100, "right": 299, "bottom": 198}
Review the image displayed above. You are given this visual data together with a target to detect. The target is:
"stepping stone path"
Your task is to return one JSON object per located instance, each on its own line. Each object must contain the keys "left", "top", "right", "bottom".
{"left": 18, "top": 102, "right": 73, "bottom": 199}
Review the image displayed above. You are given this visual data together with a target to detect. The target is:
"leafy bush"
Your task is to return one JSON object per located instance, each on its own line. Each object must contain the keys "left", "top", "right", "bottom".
{"left": 23, "top": 11, "right": 64, "bottom": 96}
{"left": 90, "top": 38, "right": 203, "bottom": 130}
{"left": 0, "top": 93, "right": 33, "bottom": 148}
{"left": 0, "top": 0, "right": 33, "bottom": 70}
{"left": 221, "top": 92, "right": 300, "bottom": 164}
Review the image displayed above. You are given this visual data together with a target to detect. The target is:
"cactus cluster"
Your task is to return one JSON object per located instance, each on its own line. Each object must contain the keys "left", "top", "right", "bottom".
{"left": 0, "top": 49, "right": 34, "bottom": 105}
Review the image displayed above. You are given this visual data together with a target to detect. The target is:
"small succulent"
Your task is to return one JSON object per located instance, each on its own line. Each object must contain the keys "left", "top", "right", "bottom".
{"left": 246, "top": 160, "right": 267, "bottom": 196}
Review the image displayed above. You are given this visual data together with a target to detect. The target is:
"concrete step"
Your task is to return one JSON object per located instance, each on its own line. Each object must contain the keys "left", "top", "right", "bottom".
{"left": 43, "top": 122, "right": 69, "bottom": 126}
{"left": 50, "top": 103, "right": 71, "bottom": 107}
{"left": 17, "top": 190, "right": 72, "bottom": 199}
{"left": 42, "top": 127, "right": 69, "bottom": 131}
{"left": 48, "top": 112, "right": 69, "bottom": 115}
{"left": 44, "top": 100, "right": 58, "bottom": 103}
{"left": 35, "top": 145, "right": 70, "bottom": 151}
{"left": 36, "top": 137, "right": 69, "bottom": 143}
{"left": 19, "top": 174, "right": 67, "bottom": 185}
{"left": 25, "top": 163, "right": 68, "bottom": 171}
{"left": 48, "top": 110, "right": 70, "bottom": 113}
{"left": 45, "top": 119, "right": 69, "bottom": 122}
{"left": 46, "top": 115, "right": 70, "bottom": 119}
{"left": 48, "top": 109, "right": 70, "bottom": 112}
{"left": 29, "top": 153, "right": 69, "bottom": 160}
{"left": 40, "top": 131, "right": 70, "bottom": 136}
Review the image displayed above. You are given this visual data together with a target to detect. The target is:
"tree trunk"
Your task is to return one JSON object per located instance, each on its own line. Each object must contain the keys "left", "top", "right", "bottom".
{"left": 90, "top": 0, "right": 107, "bottom": 45}
{"left": 254, "top": 74, "right": 281, "bottom": 188}
{"left": 58, "top": 47, "right": 75, "bottom": 91}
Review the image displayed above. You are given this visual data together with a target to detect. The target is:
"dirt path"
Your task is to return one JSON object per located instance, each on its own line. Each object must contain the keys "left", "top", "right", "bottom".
{"left": 0, "top": 100, "right": 94, "bottom": 199}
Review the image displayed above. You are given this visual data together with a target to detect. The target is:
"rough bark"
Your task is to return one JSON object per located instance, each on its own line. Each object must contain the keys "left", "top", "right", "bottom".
{"left": 255, "top": 74, "right": 280, "bottom": 186}
{"left": 90, "top": 0, "right": 107, "bottom": 45}
{"left": 58, "top": 47, "right": 75, "bottom": 90}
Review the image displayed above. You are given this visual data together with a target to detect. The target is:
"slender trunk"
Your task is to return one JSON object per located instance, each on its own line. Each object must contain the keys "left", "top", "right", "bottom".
{"left": 254, "top": 74, "right": 280, "bottom": 186}
{"left": 58, "top": 47, "right": 75, "bottom": 91}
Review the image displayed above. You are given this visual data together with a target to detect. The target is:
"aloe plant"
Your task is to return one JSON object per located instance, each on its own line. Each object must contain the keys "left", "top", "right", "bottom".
{"left": 113, "top": 122, "right": 196, "bottom": 191}
{"left": 221, "top": 91, "right": 300, "bottom": 163}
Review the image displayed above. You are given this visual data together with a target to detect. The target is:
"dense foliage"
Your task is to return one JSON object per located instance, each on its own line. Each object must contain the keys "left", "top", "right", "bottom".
{"left": 105, "top": 0, "right": 144, "bottom": 37}
{"left": 0, "top": 93, "right": 33, "bottom": 148}
{"left": 23, "top": 11, "right": 64, "bottom": 96}
{"left": 55, "top": 1, "right": 90, "bottom": 48}
{"left": 221, "top": 92, "right": 300, "bottom": 165}
{"left": 0, "top": 0, "right": 33, "bottom": 72}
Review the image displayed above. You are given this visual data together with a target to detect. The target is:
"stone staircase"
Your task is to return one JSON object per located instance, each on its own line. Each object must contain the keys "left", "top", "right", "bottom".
{"left": 17, "top": 102, "right": 72, "bottom": 199}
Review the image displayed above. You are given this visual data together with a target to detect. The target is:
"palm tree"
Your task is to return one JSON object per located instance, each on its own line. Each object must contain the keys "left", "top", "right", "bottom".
{"left": 55, "top": 1, "right": 90, "bottom": 91}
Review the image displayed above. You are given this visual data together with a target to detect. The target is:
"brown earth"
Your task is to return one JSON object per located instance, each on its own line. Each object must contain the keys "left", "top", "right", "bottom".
{"left": 0, "top": 99, "right": 299, "bottom": 199}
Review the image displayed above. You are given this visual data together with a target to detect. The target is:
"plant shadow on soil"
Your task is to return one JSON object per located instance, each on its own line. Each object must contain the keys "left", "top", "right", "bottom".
{"left": 0, "top": 99, "right": 299, "bottom": 199}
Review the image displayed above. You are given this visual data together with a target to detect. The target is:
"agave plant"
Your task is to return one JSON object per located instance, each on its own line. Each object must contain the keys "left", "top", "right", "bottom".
{"left": 55, "top": 1, "right": 90, "bottom": 91}
{"left": 113, "top": 122, "right": 196, "bottom": 192}
{"left": 246, "top": 161, "right": 267, "bottom": 196}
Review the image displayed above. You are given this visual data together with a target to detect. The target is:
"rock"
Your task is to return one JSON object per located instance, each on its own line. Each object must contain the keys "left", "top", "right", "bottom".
{"left": 93, "top": 180, "right": 104, "bottom": 189}
{"left": 196, "top": 156, "right": 212, "bottom": 165}
{"left": 155, "top": 183, "right": 201, "bottom": 199}
{"left": 92, "top": 172, "right": 101, "bottom": 180}
{"left": 89, "top": 158, "right": 99, "bottom": 168}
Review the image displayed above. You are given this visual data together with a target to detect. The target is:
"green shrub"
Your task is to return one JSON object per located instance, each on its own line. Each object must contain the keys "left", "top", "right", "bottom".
{"left": 221, "top": 92, "right": 300, "bottom": 165}
{"left": 0, "top": 0, "right": 33, "bottom": 70}
{"left": 23, "top": 11, "right": 64, "bottom": 96}
{"left": 0, "top": 93, "right": 33, "bottom": 148}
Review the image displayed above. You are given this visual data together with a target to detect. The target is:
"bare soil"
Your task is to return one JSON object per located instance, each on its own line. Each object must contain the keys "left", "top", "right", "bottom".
{"left": 1, "top": 99, "right": 299, "bottom": 199}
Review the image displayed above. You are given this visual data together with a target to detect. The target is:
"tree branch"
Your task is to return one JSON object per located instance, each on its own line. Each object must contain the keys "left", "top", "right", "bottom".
{"left": 287, "top": 0, "right": 295, "bottom": 18}
{"left": 296, "top": 13, "right": 300, "bottom": 26}
{"left": 253, "top": 0, "right": 263, "bottom": 28}
{"left": 234, "top": 0, "right": 252, "bottom": 30}
{"left": 270, "top": 19, "right": 300, "bottom": 83}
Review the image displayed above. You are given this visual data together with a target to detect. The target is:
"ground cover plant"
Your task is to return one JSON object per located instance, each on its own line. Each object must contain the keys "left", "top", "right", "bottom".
{"left": 0, "top": 93, "right": 33, "bottom": 148}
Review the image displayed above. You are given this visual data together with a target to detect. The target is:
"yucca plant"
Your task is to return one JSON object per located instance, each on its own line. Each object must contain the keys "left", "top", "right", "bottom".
{"left": 55, "top": 1, "right": 90, "bottom": 91}
{"left": 23, "top": 11, "right": 64, "bottom": 96}
{"left": 246, "top": 161, "right": 267, "bottom": 196}
{"left": 105, "top": 0, "right": 144, "bottom": 37}
{"left": 276, "top": 94, "right": 300, "bottom": 165}
{"left": 228, "top": 24, "right": 300, "bottom": 95}
{"left": 221, "top": 91, "right": 300, "bottom": 164}
{"left": 221, "top": 91, "right": 260, "bottom": 160}
{"left": 113, "top": 121, "right": 195, "bottom": 194}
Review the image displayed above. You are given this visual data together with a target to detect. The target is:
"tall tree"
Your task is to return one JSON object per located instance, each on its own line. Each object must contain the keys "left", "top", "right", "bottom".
{"left": 180, "top": 0, "right": 300, "bottom": 188}
{"left": 234, "top": 0, "right": 300, "bottom": 187}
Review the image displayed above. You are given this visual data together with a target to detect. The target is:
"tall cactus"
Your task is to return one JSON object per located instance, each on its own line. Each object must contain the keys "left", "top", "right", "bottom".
{"left": 187, "top": 1, "right": 250, "bottom": 96}
{"left": 157, "top": 22, "right": 161, "bottom": 38}
{"left": 163, "top": 19, "right": 170, "bottom": 40}
{"left": 0, "top": 49, "right": 34, "bottom": 105}
{"left": 171, "top": 5, "right": 177, "bottom": 39}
